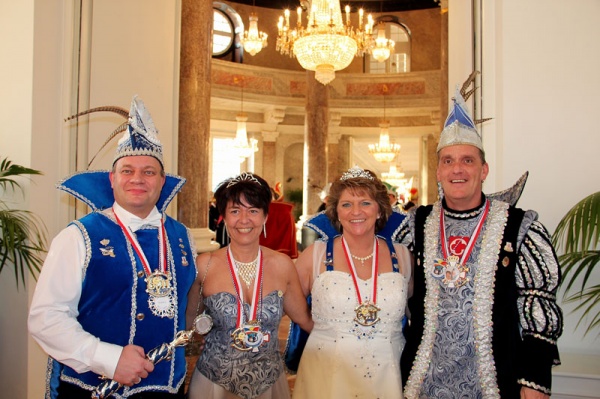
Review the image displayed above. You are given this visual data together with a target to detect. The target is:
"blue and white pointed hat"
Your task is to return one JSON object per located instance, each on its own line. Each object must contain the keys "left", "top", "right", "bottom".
{"left": 114, "top": 95, "right": 163, "bottom": 167}
{"left": 436, "top": 88, "right": 483, "bottom": 153}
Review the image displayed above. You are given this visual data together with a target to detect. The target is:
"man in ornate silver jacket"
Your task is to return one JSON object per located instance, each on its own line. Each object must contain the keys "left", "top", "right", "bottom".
{"left": 397, "top": 89, "right": 563, "bottom": 399}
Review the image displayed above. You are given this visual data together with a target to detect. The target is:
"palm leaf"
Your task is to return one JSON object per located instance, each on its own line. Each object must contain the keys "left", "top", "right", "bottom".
{"left": 0, "top": 157, "right": 42, "bottom": 194}
{"left": 0, "top": 157, "right": 47, "bottom": 288}
{"left": 0, "top": 207, "right": 47, "bottom": 288}
{"left": 564, "top": 284, "right": 600, "bottom": 336}
{"left": 552, "top": 191, "right": 600, "bottom": 335}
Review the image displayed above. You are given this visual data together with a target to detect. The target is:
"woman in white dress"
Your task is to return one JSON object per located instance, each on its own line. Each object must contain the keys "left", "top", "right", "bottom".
{"left": 292, "top": 166, "right": 411, "bottom": 399}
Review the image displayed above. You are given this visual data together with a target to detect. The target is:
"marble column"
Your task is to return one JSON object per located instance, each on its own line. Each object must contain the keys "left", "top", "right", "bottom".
{"left": 426, "top": 1, "right": 449, "bottom": 204}
{"left": 328, "top": 112, "right": 342, "bottom": 182}
{"left": 178, "top": 0, "right": 217, "bottom": 252}
{"left": 303, "top": 71, "right": 329, "bottom": 215}
{"left": 261, "top": 131, "right": 279, "bottom": 185}
{"left": 178, "top": 0, "right": 211, "bottom": 227}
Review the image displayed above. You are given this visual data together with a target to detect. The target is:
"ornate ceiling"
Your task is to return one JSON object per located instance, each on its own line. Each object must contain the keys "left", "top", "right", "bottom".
{"left": 225, "top": 0, "right": 440, "bottom": 13}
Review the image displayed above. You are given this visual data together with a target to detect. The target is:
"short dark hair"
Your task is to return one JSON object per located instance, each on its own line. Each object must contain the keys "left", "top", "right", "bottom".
{"left": 214, "top": 173, "right": 272, "bottom": 217}
{"left": 325, "top": 169, "right": 392, "bottom": 233}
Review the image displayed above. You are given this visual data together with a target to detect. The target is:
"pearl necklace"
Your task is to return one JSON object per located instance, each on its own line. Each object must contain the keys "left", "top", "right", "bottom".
{"left": 350, "top": 253, "right": 374, "bottom": 267}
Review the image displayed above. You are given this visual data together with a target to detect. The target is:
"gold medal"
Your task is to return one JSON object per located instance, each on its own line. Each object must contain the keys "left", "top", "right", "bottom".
{"left": 146, "top": 271, "right": 175, "bottom": 318}
{"left": 145, "top": 270, "right": 172, "bottom": 297}
{"left": 354, "top": 301, "right": 381, "bottom": 327}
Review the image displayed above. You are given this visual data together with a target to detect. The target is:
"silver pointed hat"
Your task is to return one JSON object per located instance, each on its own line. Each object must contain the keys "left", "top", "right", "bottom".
{"left": 437, "top": 88, "right": 484, "bottom": 153}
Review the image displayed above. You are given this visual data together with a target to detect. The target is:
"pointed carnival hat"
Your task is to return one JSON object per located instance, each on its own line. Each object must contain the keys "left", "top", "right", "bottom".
{"left": 435, "top": 72, "right": 529, "bottom": 207}
{"left": 114, "top": 96, "right": 163, "bottom": 166}
{"left": 57, "top": 95, "right": 185, "bottom": 213}
{"left": 436, "top": 87, "right": 484, "bottom": 153}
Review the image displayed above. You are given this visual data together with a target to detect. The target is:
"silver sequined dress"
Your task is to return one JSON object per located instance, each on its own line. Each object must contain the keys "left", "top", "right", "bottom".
{"left": 190, "top": 290, "right": 289, "bottom": 399}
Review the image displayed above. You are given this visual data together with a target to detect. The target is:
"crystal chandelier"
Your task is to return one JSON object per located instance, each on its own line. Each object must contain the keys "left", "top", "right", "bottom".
{"left": 233, "top": 80, "right": 258, "bottom": 162}
{"left": 276, "top": 1, "right": 378, "bottom": 85}
{"left": 382, "top": 164, "right": 405, "bottom": 185}
{"left": 242, "top": 10, "right": 268, "bottom": 56}
{"left": 383, "top": 164, "right": 413, "bottom": 203}
{"left": 371, "top": 22, "right": 395, "bottom": 63}
{"left": 368, "top": 88, "right": 400, "bottom": 163}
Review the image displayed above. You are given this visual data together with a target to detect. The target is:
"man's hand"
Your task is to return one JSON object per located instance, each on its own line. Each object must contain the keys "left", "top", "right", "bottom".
{"left": 520, "top": 386, "right": 549, "bottom": 399}
{"left": 112, "top": 345, "right": 154, "bottom": 386}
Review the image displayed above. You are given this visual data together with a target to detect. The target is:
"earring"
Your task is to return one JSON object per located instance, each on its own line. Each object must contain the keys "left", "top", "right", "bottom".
{"left": 263, "top": 224, "right": 267, "bottom": 238}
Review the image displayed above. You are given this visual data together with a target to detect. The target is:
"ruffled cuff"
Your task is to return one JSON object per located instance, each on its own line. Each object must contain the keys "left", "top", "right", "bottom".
{"left": 517, "top": 335, "right": 560, "bottom": 395}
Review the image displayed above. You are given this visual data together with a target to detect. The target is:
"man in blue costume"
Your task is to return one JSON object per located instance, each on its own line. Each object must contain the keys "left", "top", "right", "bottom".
{"left": 397, "top": 88, "right": 563, "bottom": 399}
{"left": 29, "top": 96, "right": 196, "bottom": 398}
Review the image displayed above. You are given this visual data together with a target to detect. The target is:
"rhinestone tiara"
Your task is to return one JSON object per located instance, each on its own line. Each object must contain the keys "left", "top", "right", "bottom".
{"left": 340, "top": 166, "right": 374, "bottom": 181}
{"left": 226, "top": 172, "right": 262, "bottom": 188}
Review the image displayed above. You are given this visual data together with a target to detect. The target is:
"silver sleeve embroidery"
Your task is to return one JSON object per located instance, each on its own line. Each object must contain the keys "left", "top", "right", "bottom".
{"left": 516, "top": 213, "right": 563, "bottom": 343}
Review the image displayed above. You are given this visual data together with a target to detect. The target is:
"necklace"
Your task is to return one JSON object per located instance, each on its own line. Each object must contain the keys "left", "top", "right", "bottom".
{"left": 226, "top": 247, "right": 270, "bottom": 352}
{"left": 350, "top": 253, "right": 374, "bottom": 267}
{"left": 231, "top": 252, "right": 259, "bottom": 289}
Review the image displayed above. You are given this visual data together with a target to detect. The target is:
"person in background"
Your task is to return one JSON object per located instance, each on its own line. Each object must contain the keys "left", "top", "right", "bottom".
{"left": 260, "top": 182, "right": 299, "bottom": 259}
{"left": 28, "top": 96, "right": 196, "bottom": 398}
{"left": 292, "top": 166, "right": 411, "bottom": 399}
{"left": 383, "top": 181, "right": 401, "bottom": 212}
{"left": 208, "top": 193, "right": 219, "bottom": 232}
{"left": 186, "top": 172, "right": 312, "bottom": 399}
{"left": 397, "top": 89, "right": 563, "bottom": 399}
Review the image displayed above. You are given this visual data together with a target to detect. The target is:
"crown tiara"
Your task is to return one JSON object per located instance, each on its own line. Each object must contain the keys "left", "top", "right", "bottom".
{"left": 226, "top": 172, "right": 262, "bottom": 188}
{"left": 340, "top": 166, "right": 374, "bottom": 181}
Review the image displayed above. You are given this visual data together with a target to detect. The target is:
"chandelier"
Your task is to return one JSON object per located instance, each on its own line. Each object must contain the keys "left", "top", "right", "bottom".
{"left": 233, "top": 80, "right": 258, "bottom": 162}
{"left": 368, "top": 88, "right": 401, "bottom": 163}
{"left": 382, "top": 164, "right": 405, "bottom": 185}
{"left": 371, "top": 22, "right": 395, "bottom": 63}
{"left": 383, "top": 164, "right": 413, "bottom": 202}
{"left": 242, "top": 9, "right": 268, "bottom": 56}
{"left": 277, "top": 1, "right": 380, "bottom": 85}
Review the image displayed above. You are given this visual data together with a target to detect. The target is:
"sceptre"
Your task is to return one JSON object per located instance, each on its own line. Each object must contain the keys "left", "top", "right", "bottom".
{"left": 91, "top": 330, "right": 194, "bottom": 399}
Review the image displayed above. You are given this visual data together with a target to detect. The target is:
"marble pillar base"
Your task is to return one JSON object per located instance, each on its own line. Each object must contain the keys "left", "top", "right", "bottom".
{"left": 190, "top": 227, "right": 220, "bottom": 254}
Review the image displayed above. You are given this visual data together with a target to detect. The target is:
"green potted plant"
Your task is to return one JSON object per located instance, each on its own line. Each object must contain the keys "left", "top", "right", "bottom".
{"left": 0, "top": 157, "right": 46, "bottom": 288}
{"left": 551, "top": 191, "right": 600, "bottom": 335}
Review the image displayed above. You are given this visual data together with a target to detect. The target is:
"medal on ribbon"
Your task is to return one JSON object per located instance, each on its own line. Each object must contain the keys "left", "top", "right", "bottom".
{"left": 193, "top": 312, "right": 214, "bottom": 335}
{"left": 114, "top": 209, "right": 175, "bottom": 318}
{"left": 433, "top": 200, "right": 490, "bottom": 289}
{"left": 231, "top": 319, "right": 271, "bottom": 352}
{"left": 227, "top": 247, "right": 271, "bottom": 352}
{"left": 341, "top": 237, "right": 381, "bottom": 328}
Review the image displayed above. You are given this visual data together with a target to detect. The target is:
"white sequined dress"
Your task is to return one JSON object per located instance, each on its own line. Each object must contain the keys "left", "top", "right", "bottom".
{"left": 292, "top": 241, "right": 410, "bottom": 399}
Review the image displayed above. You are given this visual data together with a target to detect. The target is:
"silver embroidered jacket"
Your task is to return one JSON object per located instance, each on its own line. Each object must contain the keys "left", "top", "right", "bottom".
{"left": 397, "top": 197, "right": 563, "bottom": 399}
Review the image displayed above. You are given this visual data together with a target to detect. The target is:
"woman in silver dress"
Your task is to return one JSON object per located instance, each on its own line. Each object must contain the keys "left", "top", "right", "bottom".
{"left": 186, "top": 173, "right": 312, "bottom": 399}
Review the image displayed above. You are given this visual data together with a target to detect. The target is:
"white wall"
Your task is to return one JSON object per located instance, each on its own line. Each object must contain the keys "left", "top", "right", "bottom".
{"left": 497, "top": 0, "right": 600, "bottom": 356}
{"left": 1, "top": 1, "right": 36, "bottom": 398}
